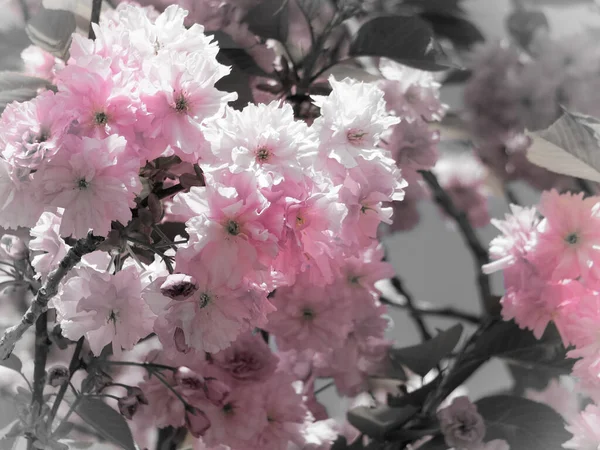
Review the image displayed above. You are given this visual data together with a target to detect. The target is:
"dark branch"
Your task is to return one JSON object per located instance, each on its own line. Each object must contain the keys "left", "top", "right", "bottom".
{"left": 0, "top": 233, "right": 104, "bottom": 359}
{"left": 88, "top": 0, "right": 103, "bottom": 39}
{"left": 419, "top": 170, "right": 493, "bottom": 313}
{"left": 389, "top": 276, "right": 432, "bottom": 341}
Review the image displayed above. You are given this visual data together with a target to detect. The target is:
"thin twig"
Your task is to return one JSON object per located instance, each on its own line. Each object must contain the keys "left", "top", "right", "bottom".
{"left": 419, "top": 170, "right": 492, "bottom": 313}
{"left": 314, "top": 381, "right": 335, "bottom": 395}
{"left": 0, "top": 233, "right": 104, "bottom": 360}
{"left": 88, "top": 0, "right": 103, "bottom": 39}
{"left": 379, "top": 296, "right": 481, "bottom": 325}
{"left": 47, "top": 337, "right": 84, "bottom": 429}
{"left": 104, "top": 360, "right": 177, "bottom": 372}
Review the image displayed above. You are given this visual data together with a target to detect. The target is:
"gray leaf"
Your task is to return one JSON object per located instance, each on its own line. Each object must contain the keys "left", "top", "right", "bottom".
{"left": 26, "top": 7, "right": 76, "bottom": 60}
{"left": 74, "top": 397, "right": 136, "bottom": 450}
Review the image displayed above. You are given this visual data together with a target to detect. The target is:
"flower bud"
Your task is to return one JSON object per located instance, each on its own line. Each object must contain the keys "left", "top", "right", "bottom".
{"left": 185, "top": 407, "right": 211, "bottom": 438}
{"left": 437, "top": 396, "right": 486, "bottom": 450}
{"left": 203, "top": 378, "right": 230, "bottom": 407}
{"left": 174, "top": 327, "right": 191, "bottom": 353}
{"left": 161, "top": 274, "right": 198, "bottom": 301}
{"left": 175, "top": 366, "right": 205, "bottom": 391}
{"left": 118, "top": 395, "right": 139, "bottom": 420}
{"left": 47, "top": 365, "right": 69, "bottom": 387}
{"left": 127, "top": 386, "right": 149, "bottom": 405}
{"left": 0, "top": 235, "right": 28, "bottom": 260}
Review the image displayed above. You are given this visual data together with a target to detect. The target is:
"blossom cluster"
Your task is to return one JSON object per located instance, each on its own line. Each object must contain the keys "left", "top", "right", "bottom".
{"left": 0, "top": 2, "right": 412, "bottom": 448}
{"left": 484, "top": 190, "right": 600, "bottom": 448}
{"left": 463, "top": 33, "right": 600, "bottom": 191}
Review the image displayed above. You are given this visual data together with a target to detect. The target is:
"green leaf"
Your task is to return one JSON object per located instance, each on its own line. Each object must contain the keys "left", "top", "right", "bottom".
{"left": 26, "top": 7, "right": 76, "bottom": 60}
{"left": 389, "top": 324, "right": 463, "bottom": 376}
{"left": 0, "top": 354, "right": 22, "bottom": 373}
{"left": 347, "top": 404, "right": 419, "bottom": 440}
{"left": 527, "top": 109, "right": 600, "bottom": 182}
{"left": 75, "top": 397, "right": 135, "bottom": 450}
{"left": 349, "top": 16, "right": 455, "bottom": 71}
{"left": 420, "top": 13, "right": 484, "bottom": 49}
{"left": 476, "top": 395, "right": 569, "bottom": 449}
{"left": 243, "top": 0, "right": 289, "bottom": 43}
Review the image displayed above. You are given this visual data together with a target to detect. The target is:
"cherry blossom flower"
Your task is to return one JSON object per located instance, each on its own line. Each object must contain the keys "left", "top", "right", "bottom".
{"left": 28, "top": 210, "right": 69, "bottom": 280}
{"left": 36, "top": 134, "right": 140, "bottom": 238}
{"left": 563, "top": 404, "right": 600, "bottom": 450}
{"left": 53, "top": 265, "right": 155, "bottom": 356}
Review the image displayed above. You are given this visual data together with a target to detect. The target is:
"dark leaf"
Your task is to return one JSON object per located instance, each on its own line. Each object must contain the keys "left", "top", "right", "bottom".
{"left": 0, "top": 354, "right": 22, "bottom": 373}
{"left": 420, "top": 13, "right": 484, "bottom": 49}
{"left": 387, "top": 376, "right": 441, "bottom": 407}
{"left": 389, "top": 324, "right": 463, "bottom": 376}
{"left": 0, "top": 72, "right": 50, "bottom": 91}
{"left": 243, "top": 0, "right": 289, "bottom": 43}
{"left": 402, "top": 0, "right": 465, "bottom": 16}
{"left": 75, "top": 397, "right": 136, "bottom": 450}
{"left": 214, "top": 49, "right": 255, "bottom": 111}
{"left": 218, "top": 48, "right": 272, "bottom": 77}
{"left": 330, "top": 436, "right": 349, "bottom": 450}
{"left": 26, "top": 7, "right": 76, "bottom": 60}
{"left": 52, "top": 421, "right": 74, "bottom": 440}
{"left": 0, "top": 29, "right": 31, "bottom": 72}
{"left": 349, "top": 15, "right": 456, "bottom": 71}
{"left": 476, "top": 395, "right": 569, "bottom": 450}
{"left": 347, "top": 404, "right": 418, "bottom": 440}
{"left": 506, "top": 8, "right": 549, "bottom": 49}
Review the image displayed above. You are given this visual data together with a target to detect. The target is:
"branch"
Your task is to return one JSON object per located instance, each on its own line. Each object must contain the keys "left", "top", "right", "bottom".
{"left": 388, "top": 276, "right": 432, "bottom": 341}
{"left": 27, "top": 312, "right": 49, "bottom": 450}
{"left": 88, "top": 0, "right": 103, "bottom": 39}
{"left": 0, "top": 233, "right": 104, "bottom": 360}
{"left": 419, "top": 170, "right": 493, "bottom": 313}
{"left": 380, "top": 296, "right": 481, "bottom": 325}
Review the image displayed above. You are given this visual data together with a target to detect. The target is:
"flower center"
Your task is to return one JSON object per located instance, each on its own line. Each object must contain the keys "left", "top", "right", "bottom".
{"left": 302, "top": 308, "right": 315, "bottom": 320}
{"left": 175, "top": 94, "right": 188, "bottom": 113}
{"left": 198, "top": 292, "right": 211, "bottom": 308}
{"left": 222, "top": 403, "right": 234, "bottom": 415}
{"left": 107, "top": 309, "right": 119, "bottom": 324}
{"left": 347, "top": 129, "right": 367, "bottom": 144}
{"left": 565, "top": 233, "right": 579, "bottom": 245}
{"left": 95, "top": 112, "right": 108, "bottom": 125}
{"left": 296, "top": 215, "right": 305, "bottom": 227}
{"left": 348, "top": 275, "right": 360, "bottom": 284}
{"left": 225, "top": 220, "right": 240, "bottom": 236}
{"left": 255, "top": 147, "right": 271, "bottom": 162}
{"left": 77, "top": 178, "right": 90, "bottom": 190}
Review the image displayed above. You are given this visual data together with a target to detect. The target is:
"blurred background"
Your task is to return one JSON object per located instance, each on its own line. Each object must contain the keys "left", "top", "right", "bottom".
{"left": 1, "top": 0, "right": 600, "bottom": 447}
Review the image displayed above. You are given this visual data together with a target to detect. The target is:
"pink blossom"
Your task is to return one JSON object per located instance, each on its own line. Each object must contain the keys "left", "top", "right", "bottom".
{"left": 0, "top": 91, "right": 72, "bottom": 174}
{"left": 140, "top": 52, "right": 236, "bottom": 163}
{"left": 378, "top": 58, "right": 447, "bottom": 122}
{"left": 147, "top": 255, "right": 273, "bottom": 353}
{"left": 313, "top": 76, "right": 399, "bottom": 169}
{"left": 211, "top": 331, "right": 278, "bottom": 384}
{"left": 483, "top": 204, "right": 539, "bottom": 275}
{"left": 36, "top": 134, "right": 140, "bottom": 238}
{"left": 525, "top": 378, "right": 579, "bottom": 422}
{"left": 264, "top": 275, "right": 353, "bottom": 352}
{"left": 563, "top": 404, "right": 600, "bottom": 450}
{"left": 0, "top": 158, "right": 43, "bottom": 229}
{"left": 21, "top": 45, "right": 64, "bottom": 82}
{"left": 202, "top": 384, "right": 268, "bottom": 448}
{"left": 28, "top": 210, "right": 69, "bottom": 280}
{"left": 531, "top": 189, "right": 600, "bottom": 282}
{"left": 384, "top": 119, "right": 440, "bottom": 171}
{"left": 252, "top": 373, "right": 307, "bottom": 450}
{"left": 52, "top": 265, "right": 155, "bottom": 356}
{"left": 173, "top": 172, "right": 279, "bottom": 287}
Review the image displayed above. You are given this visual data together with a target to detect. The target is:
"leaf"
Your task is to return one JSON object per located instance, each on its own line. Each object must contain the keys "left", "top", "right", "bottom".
{"left": 420, "top": 13, "right": 484, "bottom": 49}
{"left": 0, "top": 88, "right": 42, "bottom": 114}
{"left": 347, "top": 404, "right": 419, "bottom": 440}
{"left": 389, "top": 324, "right": 463, "bottom": 376}
{"left": 0, "top": 354, "right": 22, "bottom": 373}
{"left": 75, "top": 397, "right": 136, "bottom": 450}
{"left": 476, "top": 395, "right": 569, "bottom": 449}
{"left": 526, "top": 110, "right": 600, "bottom": 182}
{"left": 26, "top": 7, "right": 76, "bottom": 60}
{"left": 243, "top": 0, "right": 289, "bottom": 43}
{"left": 349, "top": 16, "right": 455, "bottom": 71}
{"left": 218, "top": 48, "right": 271, "bottom": 77}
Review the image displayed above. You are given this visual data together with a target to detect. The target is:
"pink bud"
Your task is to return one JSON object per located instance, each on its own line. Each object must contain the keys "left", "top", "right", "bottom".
{"left": 203, "top": 378, "right": 230, "bottom": 407}
{"left": 127, "top": 386, "right": 149, "bottom": 405}
{"left": 0, "top": 235, "right": 28, "bottom": 260}
{"left": 174, "top": 366, "right": 205, "bottom": 390}
{"left": 118, "top": 395, "right": 139, "bottom": 420}
{"left": 185, "top": 408, "right": 211, "bottom": 438}
{"left": 161, "top": 274, "right": 198, "bottom": 301}
{"left": 174, "top": 327, "right": 191, "bottom": 354}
